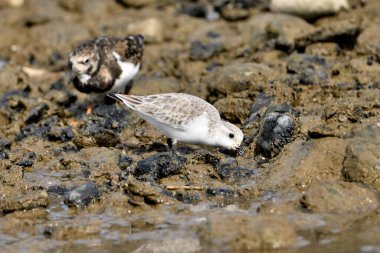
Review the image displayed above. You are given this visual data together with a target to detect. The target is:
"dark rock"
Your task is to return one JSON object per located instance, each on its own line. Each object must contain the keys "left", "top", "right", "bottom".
{"left": 118, "top": 154, "right": 133, "bottom": 170}
{"left": 189, "top": 40, "right": 224, "bottom": 61}
{"left": 255, "top": 104, "right": 299, "bottom": 158}
{"left": 0, "top": 138, "right": 11, "bottom": 149}
{"left": 47, "top": 185, "right": 69, "bottom": 196}
{"left": 179, "top": 3, "right": 207, "bottom": 18}
{"left": 243, "top": 93, "right": 273, "bottom": 127}
{"left": 74, "top": 104, "right": 129, "bottom": 148}
{"left": 217, "top": 157, "right": 255, "bottom": 181}
{"left": 287, "top": 54, "right": 329, "bottom": 85}
{"left": 301, "top": 180, "right": 378, "bottom": 214}
{"left": 0, "top": 150, "right": 9, "bottom": 160}
{"left": 64, "top": 182, "right": 100, "bottom": 207}
{"left": 342, "top": 122, "right": 380, "bottom": 190}
{"left": 53, "top": 143, "right": 78, "bottom": 156}
{"left": 135, "top": 152, "right": 187, "bottom": 180}
{"left": 24, "top": 103, "right": 49, "bottom": 124}
{"left": 48, "top": 126, "right": 74, "bottom": 142}
{"left": 15, "top": 152, "right": 36, "bottom": 167}
{"left": 206, "top": 187, "right": 235, "bottom": 196}
{"left": 16, "top": 116, "right": 59, "bottom": 141}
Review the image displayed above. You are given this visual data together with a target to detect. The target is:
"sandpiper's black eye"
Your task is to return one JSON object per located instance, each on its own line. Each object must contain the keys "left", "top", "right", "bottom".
{"left": 229, "top": 133, "right": 234, "bottom": 138}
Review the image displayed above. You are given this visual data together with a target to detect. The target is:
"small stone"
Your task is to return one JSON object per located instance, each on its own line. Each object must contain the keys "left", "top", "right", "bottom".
{"left": 128, "top": 18, "right": 163, "bottom": 43}
{"left": 0, "top": 138, "right": 11, "bottom": 149}
{"left": 135, "top": 152, "right": 187, "bottom": 180}
{"left": 189, "top": 40, "right": 224, "bottom": 61}
{"left": 48, "top": 126, "right": 74, "bottom": 142}
{"left": 0, "top": 150, "right": 9, "bottom": 160}
{"left": 47, "top": 185, "right": 69, "bottom": 196}
{"left": 207, "top": 63, "right": 274, "bottom": 97}
{"left": 255, "top": 104, "right": 299, "bottom": 158}
{"left": 286, "top": 53, "right": 329, "bottom": 85}
{"left": 217, "top": 157, "right": 255, "bottom": 182}
{"left": 342, "top": 122, "right": 380, "bottom": 190}
{"left": 24, "top": 103, "right": 49, "bottom": 124}
{"left": 64, "top": 182, "right": 100, "bottom": 207}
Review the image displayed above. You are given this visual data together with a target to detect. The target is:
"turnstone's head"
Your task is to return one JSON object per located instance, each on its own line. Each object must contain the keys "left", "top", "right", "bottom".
{"left": 68, "top": 47, "right": 100, "bottom": 76}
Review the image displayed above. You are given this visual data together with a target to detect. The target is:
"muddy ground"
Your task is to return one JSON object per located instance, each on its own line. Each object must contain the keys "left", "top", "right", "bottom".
{"left": 0, "top": 0, "right": 379, "bottom": 252}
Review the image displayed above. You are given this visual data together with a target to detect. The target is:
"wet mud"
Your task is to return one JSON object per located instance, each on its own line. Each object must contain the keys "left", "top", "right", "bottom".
{"left": 0, "top": 0, "right": 379, "bottom": 252}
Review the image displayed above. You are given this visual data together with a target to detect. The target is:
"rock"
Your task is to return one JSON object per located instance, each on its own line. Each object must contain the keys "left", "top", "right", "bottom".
{"left": 128, "top": 18, "right": 163, "bottom": 43}
{"left": 305, "top": 42, "right": 340, "bottom": 57}
{"left": 301, "top": 180, "right": 378, "bottom": 214}
{"left": 295, "top": 18, "right": 362, "bottom": 49}
{"left": 213, "top": 97, "right": 252, "bottom": 123}
{"left": 116, "top": 0, "right": 155, "bottom": 8}
{"left": 243, "top": 93, "right": 273, "bottom": 128}
{"left": 47, "top": 185, "right": 69, "bottom": 196}
{"left": 45, "top": 89, "right": 77, "bottom": 107}
{"left": 356, "top": 25, "right": 380, "bottom": 57}
{"left": 206, "top": 63, "right": 274, "bottom": 97}
{"left": 247, "top": 13, "right": 314, "bottom": 51}
{"left": 125, "top": 177, "right": 175, "bottom": 205}
{"left": 53, "top": 143, "right": 78, "bottom": 156}
{"left": 0, "top": 150, "right": 9, "bottom": 160}
{"left": 220, "top": 5, "right": 251, "bottom": 21}
{"left": 270, "top": 0, "right": 349, "bottom": 19}
{"left": 24, "top": 103, "right": 49, "bottom": 125}
{"left": 48, "top": 126, "right": 74, "bottom": 142}
{"left": 16, "top": 116, "right": 60, "bottom": 141}
{"left": 73, "top": 104, "right": 129, "bottom": 148}
{"left": 216, "top": 157, "right": 255, "bottom": 182}
{"left": 64, "top": 182, "right": 100, "bottom": 207}
{"left": 286, "top": 53, "right": 329, "bottom": 85}
{"left": 189, "top": 40, "right": 224, "bottom": 61}
{"left": 0, "top": 190, "right": 49, "bottom": 214}
{"left": 342, "top": 122, "right": 380, "bottom": 190}
{"left": 134, "top": 152, "right": 187, "bottom": 180}
{"left": 0, "top": 138, "right": 12, "bottom": 149}
{"left": 179, "top": 3, "right": 208, "bottom": 18}
{"left": 255, "top": 104, "right": 299, "bottom": 158}
{"left": 199, "top": 214, "right": 297, "bottom": 251}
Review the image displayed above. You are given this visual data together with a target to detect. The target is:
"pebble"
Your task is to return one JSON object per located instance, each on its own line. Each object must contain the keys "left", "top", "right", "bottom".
{"left": 64, "top": 182, "right": 100, "bottom": 207}
{"left": 134, "top": 152, "right": 187, "bottom": 180}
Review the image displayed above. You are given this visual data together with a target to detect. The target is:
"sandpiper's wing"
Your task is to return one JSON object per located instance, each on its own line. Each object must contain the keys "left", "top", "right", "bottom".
{"left": 114, "top": 93, "right": 220, "bottom": 130}
{"left": 112, "top": 35, "right": 144, "bottom": 65}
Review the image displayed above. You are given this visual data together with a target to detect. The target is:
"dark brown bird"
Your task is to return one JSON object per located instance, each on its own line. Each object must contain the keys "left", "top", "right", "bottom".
{"left": 68, "top": 35, "right": 144, "bottom": 114}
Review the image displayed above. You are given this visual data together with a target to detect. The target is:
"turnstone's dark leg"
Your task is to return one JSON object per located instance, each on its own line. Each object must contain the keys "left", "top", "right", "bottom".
{"left": 124, "top": 79, "right": 134, "bottom": 94}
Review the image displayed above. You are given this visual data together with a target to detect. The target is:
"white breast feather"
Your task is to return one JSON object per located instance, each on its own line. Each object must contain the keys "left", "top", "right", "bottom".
{"left": 111, "top": 52, "right": 140, "bottom": 92}
{"left": 78, "top": 74, "right": 91, "bottom": 84}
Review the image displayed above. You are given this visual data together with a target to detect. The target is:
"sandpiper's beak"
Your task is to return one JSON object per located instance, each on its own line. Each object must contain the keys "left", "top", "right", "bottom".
{"left": 235, "top": 145, "right": 244, "bottom": 156}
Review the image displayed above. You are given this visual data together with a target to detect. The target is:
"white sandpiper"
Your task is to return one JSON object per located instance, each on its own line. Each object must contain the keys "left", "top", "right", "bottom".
{"left": 113, "top": 93, "right": 244, "bottom": 151}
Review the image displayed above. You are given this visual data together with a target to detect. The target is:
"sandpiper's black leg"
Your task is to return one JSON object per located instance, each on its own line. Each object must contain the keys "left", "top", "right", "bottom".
{"left": 167, "top": 138, "right": 173, "bottom": 149}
